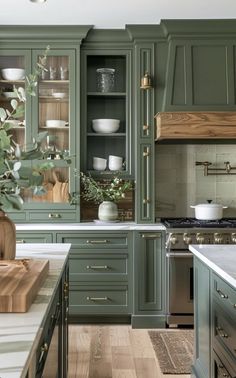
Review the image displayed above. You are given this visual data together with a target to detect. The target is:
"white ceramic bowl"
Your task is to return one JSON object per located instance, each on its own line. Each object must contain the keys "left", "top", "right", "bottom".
{"left": 52, "top": 92, "right": 67, "bottom": 99}
{"left": 2, "top": 91, "right": 17, "bottom": 98}
{"left": 1, "top": 68, "right": 25, "bottom": 81}
{"left": 93, "top": 157, "right": 107, "bottom": 171}
{"left": 92, "top": 119, "right": 120, "bottom": 134}
{"left": 46, "top": 120, "right": 66, "bottom": 128}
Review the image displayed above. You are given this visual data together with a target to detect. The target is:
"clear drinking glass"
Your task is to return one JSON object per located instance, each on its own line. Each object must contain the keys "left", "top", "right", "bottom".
{"left": 96, "top": 68, "right": 115, "bottom": 92}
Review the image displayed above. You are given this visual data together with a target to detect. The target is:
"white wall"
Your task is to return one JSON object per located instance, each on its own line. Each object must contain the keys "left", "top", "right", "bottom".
{"left": 1, "top": 0, "right": 236, "bottom": 28}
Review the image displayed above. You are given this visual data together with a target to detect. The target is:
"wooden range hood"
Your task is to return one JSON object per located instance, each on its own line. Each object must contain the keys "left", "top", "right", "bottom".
{"left": 155, "top": 112, "right": 236, "bottom": 141}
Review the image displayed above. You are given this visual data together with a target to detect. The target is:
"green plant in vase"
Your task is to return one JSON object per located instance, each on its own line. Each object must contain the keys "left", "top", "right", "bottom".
{"left": 0, "top": 46, "right": 53, "bottom": 259}
{"left": 80, "top": 172, "right": 133, "bottom": 222}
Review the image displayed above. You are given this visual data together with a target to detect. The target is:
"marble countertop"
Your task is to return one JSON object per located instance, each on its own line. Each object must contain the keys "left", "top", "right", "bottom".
{"left": 0, "top": 243, "right": 71, "bottom": 378}
{"left": 15, "top": 222, "right": 166, "bottom": 231}
{"left": 189, "top": 244, "right": 236, "bottom": 289}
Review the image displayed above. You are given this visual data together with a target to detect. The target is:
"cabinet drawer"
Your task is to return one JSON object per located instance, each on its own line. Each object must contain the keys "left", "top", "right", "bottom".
{"left": 29, "top": 211, "right": 76, "bottom": 222}
{"left": 69, "top": 284, "right": 129, "bottom": 315}
{"left": 69, "top": 252, "right": 128, "bottom": 282}
{"left": 213, "top": 349, "right": 235, "bottom": 378}
{"left": 212, "top": 273, "right": 236, "bottom": 319}
{"left": 16, "top": 233, "right": 53, "bottom": 243}
{"left": 57, "top": 233, "right": 128, "bottom": 248}
{"left": 213, "top": 300, "right": 236, "bottom": 363}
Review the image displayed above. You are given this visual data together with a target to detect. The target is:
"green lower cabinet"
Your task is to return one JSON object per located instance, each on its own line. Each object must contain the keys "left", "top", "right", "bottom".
{"left": 192, "top": 257, "right": 211, "bottom": 378}
{"left": 132, "top": 231, "right": 166, "bottom": 328}
{"left": 69, "top": 283, "right": 130, "bottom": 315}
{"left": 16, "top": 232, "right": 54, "bottom": 243}
{"left": 56, "top": 231, "right": 133, "bottom": 322}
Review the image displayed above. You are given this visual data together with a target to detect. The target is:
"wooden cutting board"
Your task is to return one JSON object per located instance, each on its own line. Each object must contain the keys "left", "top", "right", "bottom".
{"left": 0, "top": 259, "right": 49, "bottom": 312}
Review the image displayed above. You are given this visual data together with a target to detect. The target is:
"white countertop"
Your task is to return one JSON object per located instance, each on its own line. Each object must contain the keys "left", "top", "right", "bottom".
{"left": 189, "top": 244, "right": 236, "bottom": 289}
{"left": 15, "top": 222, "right": 166, "bottom": 231}
{"left": 0, "top": 243, "right": 71, "bottom": 378}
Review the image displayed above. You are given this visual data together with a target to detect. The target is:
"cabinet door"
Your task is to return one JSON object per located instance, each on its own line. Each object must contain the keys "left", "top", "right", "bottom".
{"left": 134, "top": 231, "right": 165, "bottom": 313}
{"left": 81, "top": 50, "right": 133, "bottom": 178}
{"left": 0, "top": 49, "right": 31, "bottom": 156}
{"left": 21, "top": 49, "right": 77, "bottom": 213}
{"left": 192, "top": 257, "right": 211, "bottom": 378}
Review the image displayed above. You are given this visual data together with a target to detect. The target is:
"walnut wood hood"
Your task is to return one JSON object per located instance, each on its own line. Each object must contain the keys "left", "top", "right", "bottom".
{"left": 155, "top": 112, "right": 236, "bottom": 140}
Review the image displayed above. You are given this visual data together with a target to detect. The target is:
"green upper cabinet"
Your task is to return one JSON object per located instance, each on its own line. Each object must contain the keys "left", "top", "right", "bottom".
{"left": 80, "top": 48, "right": 133, "bottom": 178}
{"left": 0, "top": 26, "right": 91, "bottom": 222}
{"left": 161, "top": 20, "right": 236, "bottom": 111}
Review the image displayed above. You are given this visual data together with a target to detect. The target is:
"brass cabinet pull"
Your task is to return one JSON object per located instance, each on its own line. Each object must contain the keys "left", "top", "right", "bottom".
{"left": 143, "top": 198, "right": 150, "bottom": 204}
{"left": 216, "top": 288, "right": 228, "bottom": 299}
{"left": 216, "top": 326, "right": 228, "bottom": 338}
{"left": 86, "top": 265, "right": 108, "bottom": 270}
{"left": 38, "top": 342, "right": 48, "bottom": 364}
{"left": 86, "top": 296, "right": 108, "bottom": 301}
{"left": 143, "top": 125, "right": 149, "bottom": 131}
{"left": 16, "top": 239, "right": 25, "bottom": 244}
{"left": 143, "top": 147, "right": 150, "bottom": 157}
{"left": 48, "top": 213, "right": 61, "bottom": 219}
{"left": 86, "top": 239, "right": 109, "bottom": 244}
{"left": 141, "top": 234, "right": 161, "bottom": 239}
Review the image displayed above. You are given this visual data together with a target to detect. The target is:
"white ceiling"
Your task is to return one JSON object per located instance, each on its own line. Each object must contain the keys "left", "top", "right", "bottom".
{"left": 1, "top": 0, "right": 236, "bottom": 29}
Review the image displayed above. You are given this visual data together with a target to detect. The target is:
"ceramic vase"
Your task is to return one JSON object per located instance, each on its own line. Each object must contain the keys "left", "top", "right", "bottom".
{"left": 98, "top": 201, "right": 118, "bottom": 222}
{"left": 0, "top": 211, "right": 16, "bottom": 260}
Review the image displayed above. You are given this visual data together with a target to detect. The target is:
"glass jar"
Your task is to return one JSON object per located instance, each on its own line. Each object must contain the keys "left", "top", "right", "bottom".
{"left": 96, "top": 68, "right": 115, "bottom": 92}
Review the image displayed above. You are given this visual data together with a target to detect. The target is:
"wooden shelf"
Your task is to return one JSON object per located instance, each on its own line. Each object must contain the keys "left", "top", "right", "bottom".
{"left": 87, "top": 133, "right": 126, "bottom": 137}
{"left": 155, "top": 111, "right": 236, "bottom": 140}
{"left": 40, "top": 126, "right": 69, "bottom": 130}
{"left": 0, "top": 79, "right": 25, "bottom": 84}
{"left": 40, "top": 80, "right": 69, "bottom": 84}
{"left": 87, "top": 91, "right": 126, "bottom": 97}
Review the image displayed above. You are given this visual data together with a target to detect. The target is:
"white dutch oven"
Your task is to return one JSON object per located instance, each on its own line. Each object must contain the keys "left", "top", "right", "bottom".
{"left": 190, "top": 203, "right": 228, "bottom": 220}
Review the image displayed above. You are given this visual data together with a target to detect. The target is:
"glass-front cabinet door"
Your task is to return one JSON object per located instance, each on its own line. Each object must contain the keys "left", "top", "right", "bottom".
{"left": 0, "top": 48, "right": 77, "bottom": 221}
{"left": 0, "top": 50, "right": 31, "bottom": 158}
{"left": 28, "top": 49, "right": 76, "bottom": 216}
{"left": 81, "top": 50, "right": 133, "bottom": 178}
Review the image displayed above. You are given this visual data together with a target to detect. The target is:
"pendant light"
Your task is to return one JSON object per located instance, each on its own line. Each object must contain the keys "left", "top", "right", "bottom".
{"left": 30, "top": 0, "right": 47, "bottom": 3}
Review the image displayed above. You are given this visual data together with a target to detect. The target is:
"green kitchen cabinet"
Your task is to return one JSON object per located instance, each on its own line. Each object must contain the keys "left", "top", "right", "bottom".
{"left": 192, "top": 257, "right": 211, "bottom": 378}
{"left": 80, "top": 45, "right": 133, "bottom": 179}
{"left": 134, "top": 43, "right": 156, "bottom": 223}
{"left": 161, "top": 20, "right": 236, "bottom": 111}
{"left": 0, "top": 26, "right": 90, "bottom": 223}
{"left": 211, "top": 273, "right": 236, "bottom": 377}
{"left": 56, "top": 231, "right": 133, "bottom": 322}
{"left": 16, "top": 231, "right": 54, "bottom": 243}
{"left": 132, "top": 231, "right": 166, "bottom": 328}
{"left": 193, "top": 256, "right": 236, "bottom": 378}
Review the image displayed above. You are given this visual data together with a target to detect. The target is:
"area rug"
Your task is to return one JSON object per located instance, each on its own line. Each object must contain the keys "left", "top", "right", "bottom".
{"left": 148, "top": 330, "right": 194, "bottom": 374}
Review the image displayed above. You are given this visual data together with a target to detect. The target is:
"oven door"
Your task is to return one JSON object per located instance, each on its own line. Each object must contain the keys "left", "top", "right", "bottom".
{"left": 167, "top": 252, "right": 193, "bottom": 325}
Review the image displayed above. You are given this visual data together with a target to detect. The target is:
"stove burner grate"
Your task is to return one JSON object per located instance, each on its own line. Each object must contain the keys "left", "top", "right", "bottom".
{"left": 161, "top": 217, "right": 236, "bottom": 228}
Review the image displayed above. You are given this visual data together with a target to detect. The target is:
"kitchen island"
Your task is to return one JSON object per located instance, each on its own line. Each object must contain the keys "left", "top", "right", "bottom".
{"left": 189, "top": 245, "right": 236, "bottom": 378}
{"left": 0, "top": 243, "right": 70, "bottom": 378}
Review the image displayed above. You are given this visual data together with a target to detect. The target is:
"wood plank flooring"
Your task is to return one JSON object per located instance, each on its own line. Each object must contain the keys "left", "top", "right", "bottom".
{"left": 68, "top": 325, "right": 191, "bottom": 378}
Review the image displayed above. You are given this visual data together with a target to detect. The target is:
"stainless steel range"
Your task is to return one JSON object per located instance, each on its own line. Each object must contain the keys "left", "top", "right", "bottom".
{"left": 162, "top": 217, "right": 236, "bottom": 327}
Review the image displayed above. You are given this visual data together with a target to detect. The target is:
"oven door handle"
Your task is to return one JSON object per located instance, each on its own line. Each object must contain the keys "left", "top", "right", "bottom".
{"left": 166, "top": 252, "right": 193, "bottom": 258}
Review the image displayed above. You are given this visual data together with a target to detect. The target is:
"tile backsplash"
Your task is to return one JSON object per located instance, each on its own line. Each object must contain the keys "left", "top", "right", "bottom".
{"left": 155, "top": 144, "right": 236, "bottom": 218}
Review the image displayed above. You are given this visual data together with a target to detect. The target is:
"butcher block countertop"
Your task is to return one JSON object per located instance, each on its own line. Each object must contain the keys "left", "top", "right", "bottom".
{"left": 0, "top": 243, "right": 70, "bottom": 378}
{"left": 189, "top": 244, "right": 236, "bottom": 289}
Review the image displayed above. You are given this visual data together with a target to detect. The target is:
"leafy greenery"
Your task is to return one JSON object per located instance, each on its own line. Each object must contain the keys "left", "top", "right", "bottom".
{"left": 80, "top": 172, "right": 133, "bottom": 204}
{"left": 0, "top": 46, "right": 53, "bottom": 211}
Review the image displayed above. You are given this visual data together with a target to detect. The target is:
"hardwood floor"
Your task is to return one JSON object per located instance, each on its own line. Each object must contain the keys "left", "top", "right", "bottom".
{"left": 68, "top": 325, "right": 191, "bottom": 378}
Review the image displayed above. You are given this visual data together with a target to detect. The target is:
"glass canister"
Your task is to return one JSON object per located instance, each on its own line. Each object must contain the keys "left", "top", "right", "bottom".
{"left": 96, "top": 68, "right": 115, "bottom": 92}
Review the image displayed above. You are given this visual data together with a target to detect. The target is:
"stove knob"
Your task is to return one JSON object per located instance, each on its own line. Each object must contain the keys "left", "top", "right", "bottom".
{"left": 231, "top": 233, "right": 236, "bottom": 243}
{"left": 214, "top": 233, "right": 223, "bottom": 244}
{"left": 196, "top": 233, "right": 205, "bottom": 244}
{"left": 183, "top": 233, "right": 192, "bottom": 245}
{"left": 170, "top": 234, "right": 178, "bottom": 245}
